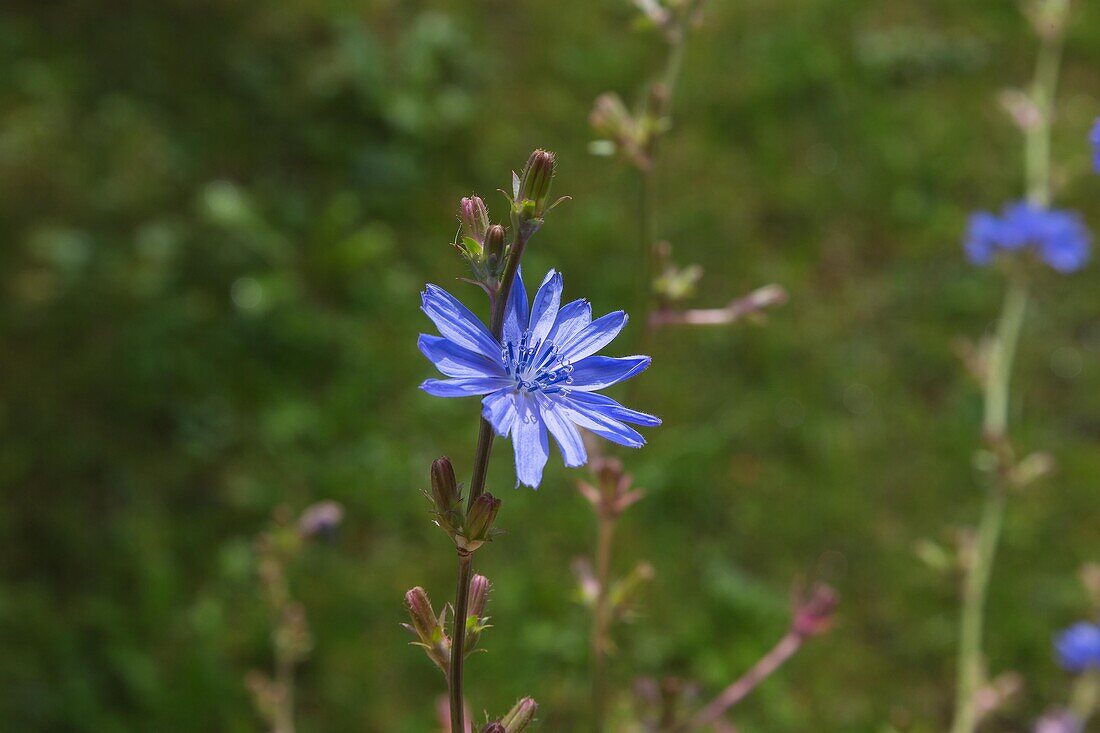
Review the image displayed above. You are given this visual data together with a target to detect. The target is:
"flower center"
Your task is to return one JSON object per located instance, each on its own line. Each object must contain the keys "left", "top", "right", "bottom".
{"left": 501, "top": 331, "right": 574, "bottom": 394}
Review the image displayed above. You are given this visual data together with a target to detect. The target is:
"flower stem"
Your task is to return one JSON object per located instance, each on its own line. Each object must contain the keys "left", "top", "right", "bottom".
{"left": 448, "top": 225, "right": 533, "bottom": 733}
{"left": 1025, "top": 21, "right": 1064, "bottom": 209}
{"left": 1070, "top": 670, "right": 1100, "bottom": 724}
{"left": 949, "top": 9, "right": 1064, "bottom": 729}
{"left": 590, "top": 513, "right": 618, "bottom": 731}
{"left": 637, "top": 1, "right": 701, "bottom": 342}
{"left": 674, "top": 631, "right": 804, "bottom": 732}
{"left": 274, "top": 655, "right": 296, "bottom": 733}
{"left": 950, "top": 268, "right": 1029, "bottom": 733}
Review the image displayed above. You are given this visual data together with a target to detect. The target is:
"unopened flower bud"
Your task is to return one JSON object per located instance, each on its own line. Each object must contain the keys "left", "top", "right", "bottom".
{"left": 404, "top": 586, "right": 438, "bottom": 642}
{"left": 501, "top": 697, "right": 538, "bottom": 732}
{"left": 430, "top": 457, "right": 463, "bottom": 536}
{"left": 431, "top": 457, "right": 460, "bottom": 508}
{"left": 517, "top": 149, "right": 556, "bottom": 216}
{"left": 485, "top": 224, "right": 506, "bottom": 269}
{"left": 460, "top": 196, "right": 490, "bottom": 244}
{"left": 792, "top": 582, "right": 839, "bottom": 637}
{"left": 462, "top": 492, "right": 501, "bottom": 547}
{"left": 468, "top": 574, "right": 491, "bottom": 619}
{"left": 481, "top": 724, "right": 506, "bottom": 733}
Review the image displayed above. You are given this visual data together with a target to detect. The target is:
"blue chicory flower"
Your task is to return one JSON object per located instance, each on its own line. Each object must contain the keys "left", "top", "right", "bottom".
{"left": 1054, "top": 621, "right": 1100, "bottom": 673}
{"left": 965, "top": 201, "right": 1091, "bottom": 273}
{"left": 419, "top": 269, "right": 660, "bottom": 488}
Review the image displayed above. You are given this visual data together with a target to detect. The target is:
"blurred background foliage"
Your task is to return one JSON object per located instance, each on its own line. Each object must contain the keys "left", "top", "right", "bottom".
{"left": 1, "top": 0, "right": 1099, "bottom": 731}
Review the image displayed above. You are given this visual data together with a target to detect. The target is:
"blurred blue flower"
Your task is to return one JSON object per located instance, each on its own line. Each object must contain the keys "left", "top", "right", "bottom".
{"left": 419, "top": 269, "right": 659, "bottom": 488}
{"left": 1091, "top": 119, "right": 1100, "bottom": 173}
{"left": 1054, "top": 621, "right": 1100, "bottom": 672}
{"left": 965, "top": 201, "right": 1091, "bottom": 273}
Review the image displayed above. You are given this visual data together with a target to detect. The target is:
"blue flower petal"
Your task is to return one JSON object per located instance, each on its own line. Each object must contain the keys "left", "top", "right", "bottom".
{"left": 560, "top": 310, "right": 628, "bottom": 363}
{"left": 564, "top": 391, "right": 661, "bottom": 427}
{"left": 512, "top": 396, "right": 549, "bottom": 488}
{"left": 420, "top": 377, "right": 511, "bottom": 397}
{"left": 559, "top": 397, "right": 646, "bottom": 449}
{"left": 528, "top": 269, "right": 563, "bottom": 343}
{"left": 481, "top": 388, "right": 518, "bottom": 437}
{"left": 540, "top": 402, "right": 587, "bottom": 468}
{"left": 568, "top": 355, "right": 651, "bottom": 391}
{"left": 964, "top": 212, "right": 1001, "bottom": 266}
{"left": 1037, "top": 211, "right": 1091, "bottom": 273}
{"left": 418, "top": 335, "right": 505, "bottom": 379}
{"left": 422, "top": 285, "right": 499, "bottom": 360}
{"left": 547, "top": 299, "right": 592, "bottom": 346}
{"left": 503, "top": 268, "right": 529, "bottom": 345}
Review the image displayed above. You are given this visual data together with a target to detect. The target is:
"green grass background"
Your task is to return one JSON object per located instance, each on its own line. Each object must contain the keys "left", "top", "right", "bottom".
{"left": 2, "top": 0, "right": 1100, "bottom": 730}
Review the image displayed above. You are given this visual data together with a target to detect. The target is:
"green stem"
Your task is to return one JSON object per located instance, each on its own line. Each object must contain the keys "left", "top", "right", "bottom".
{"left": 982, "top": 278, "right": 1029, "bottom": 443}
{"left": 1070, "top": 670, "right": 1100, "bottom": 724}
{"left": 949, "top": 486, "right": 1006, "bottom": 733}
{"left": 948, "top": 11, "right": 1063, "bottom": 730}
{"left": 1025, "top": 26, "right": 1064, "bottom": 208}
{"left": 448, "top": 225, "right": 532, "bottom": 733}
{"left": 274, "top": 654, "right": 296, "bottom": 733}
{"left": 949, "top": 273, "right": 1028, "bottom": 733}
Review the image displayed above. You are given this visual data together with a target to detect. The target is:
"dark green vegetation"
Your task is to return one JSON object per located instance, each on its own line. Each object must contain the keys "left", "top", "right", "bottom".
{"left": 2, "top": 1, "right": 1099, "bottom": 731}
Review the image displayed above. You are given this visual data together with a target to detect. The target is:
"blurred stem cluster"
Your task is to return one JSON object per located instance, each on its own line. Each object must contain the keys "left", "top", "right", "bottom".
{"left": 247, "top": 502, "right": 342, "bottom": 733}
{"left": 588, "top": 0, "right": 785, "bottom": 339}
{"left": 949, "top": 5, "right": 1067, "bottom": 733}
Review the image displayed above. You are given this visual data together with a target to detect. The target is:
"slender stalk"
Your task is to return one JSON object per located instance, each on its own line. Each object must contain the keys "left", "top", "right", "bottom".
{"left": 1070, "top": 670, "right": 1100, "bottom": 724}
{"left": 590, "top": 514, "right": 617, "bottom": 731}
{"left": 1025, "top": 24, "right": 1064, "bottom": 209}
{"left": 637, "top": 1, "right": 702, "bottom": 341}
{"left": 448, "top": 225, "right": 533, "bottom": 733}
{"left": 949, "top": 13, "right": 1063, "bottom": 730}
{"left": 674, "top": 631, "right": 803, "bottom": 732}
{"left": 949, "top": 484, "right": 1007, "bottom": 733}
{"left": 274, "top": 655, "right": 296, "bottom": 733}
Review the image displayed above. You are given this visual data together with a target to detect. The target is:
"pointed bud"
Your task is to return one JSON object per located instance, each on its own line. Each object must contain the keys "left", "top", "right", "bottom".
{"left": 513, "top": 149, "right": 558, "bottom": 229}
{"left": 485, "top": 224, "right": 506, "bottom": 270}
{"left": 404, "top": 586, "right": 438, "bottom": 642}
{"left": 430, "top": 457, "right": 463, "bottom": 536}
{"left": 431, "top": 457, "right": 459, "bottom": 508}
{"left": 481, "top": 724, "right": 506, "bottom": 733}
{"left": 463, "top": 573, "right": 492, "bottom": 652}
{"left": 519, "top": 150, "right": 555, "bottom": 207}
{"left": 468, "top": 574, "right": 491, "bottom": 619}
{"left": 460, "top": 196, "right": 490, "bottom": 244}
{"left": 459, "top": 492, "right": 501, "bottom": 551}
{"left": 501, "top": 697, "right": 538, "bottom": 732}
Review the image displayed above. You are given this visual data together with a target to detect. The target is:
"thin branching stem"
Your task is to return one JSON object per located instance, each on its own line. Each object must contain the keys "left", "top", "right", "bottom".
{"left": 637, "top": 0, "right": 703, "bottom": 343}
{"left": 673, "top": 631, "right": 804, "bottom": 732}
{"left": 948, "top": 15, "right": 1064, "bottom": 733}
{"left": 448, "top": 223, "right": 533, "bottom": 733}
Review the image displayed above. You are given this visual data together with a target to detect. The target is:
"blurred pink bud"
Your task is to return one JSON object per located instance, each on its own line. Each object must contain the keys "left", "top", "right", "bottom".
{"left": 792, "top": 582, "right": 839, "bottom": 637}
